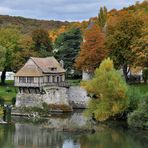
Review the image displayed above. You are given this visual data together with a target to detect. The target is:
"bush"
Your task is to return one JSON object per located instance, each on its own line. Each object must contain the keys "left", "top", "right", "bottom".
{"left": 127, "top": 87, "right": 142, "bottom": 112}
{"left": 11, "top": 97, "right": 16, "bottom": 106}
{"left": 48, "top": 104, "right": 72, "bottom": 112}
{"left": 84, "top": 58, "right": 128, "bottom": 121}
{"left": 128, "top": 93, "right": 148, "bottom": 129}
{"left": 20, "top": 106, "right": 48, "bottom": 116}
{"left": 0, "top": 97, "right": 4, "bottom": 106}
{"left": 142, "top": 68, "right": 148, "bottom": 83}
{"left": 5, "top": 87, "right": 12, "bottom": 92}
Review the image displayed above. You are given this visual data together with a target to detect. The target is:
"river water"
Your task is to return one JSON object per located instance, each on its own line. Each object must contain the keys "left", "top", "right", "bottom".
{"left": 0, "top": 111, "right": 148, "bottom": 148}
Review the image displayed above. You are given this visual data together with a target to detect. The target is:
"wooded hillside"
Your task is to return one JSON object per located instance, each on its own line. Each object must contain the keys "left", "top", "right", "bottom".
{"left": 0, "top": 15, "right": 70, "bottom": 34}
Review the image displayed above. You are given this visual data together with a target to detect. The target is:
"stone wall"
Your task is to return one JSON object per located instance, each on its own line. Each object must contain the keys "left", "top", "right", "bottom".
{"left": 82, "top": 71, "right": 93, "bottom": 80}
{"left": 43, "top": 86, "right": 69, "bottom": 105}
{"left": 15, "top": 86, "right": 90, "bottom": 109}
{"left": 16, "top": 94, "right": 44, "bottom": 108}
{"left": 67, "top": 86, "right": 90, "bottom": 108}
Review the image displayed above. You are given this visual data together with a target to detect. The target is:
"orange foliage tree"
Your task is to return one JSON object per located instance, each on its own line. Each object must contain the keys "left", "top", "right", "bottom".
{"left": 75, "top": 25, "right": 107, "bottom": 72}
{"left": 49, "top": 25, "right": 67, "bottom": 42}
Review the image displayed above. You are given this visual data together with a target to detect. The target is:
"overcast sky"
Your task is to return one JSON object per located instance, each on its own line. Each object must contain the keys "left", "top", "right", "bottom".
{"left": 0, "top": 0, "right": 144, "bottom": 21}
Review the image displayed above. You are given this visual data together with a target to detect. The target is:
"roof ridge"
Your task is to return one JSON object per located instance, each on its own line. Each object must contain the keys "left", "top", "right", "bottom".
{"left": 30, "top": 57, "right": 43, "bottom": 72}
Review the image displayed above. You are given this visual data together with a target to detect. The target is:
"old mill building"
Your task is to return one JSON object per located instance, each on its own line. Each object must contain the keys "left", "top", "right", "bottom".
{"left": 14, "top": 57, "right": 68, "bottom": 94}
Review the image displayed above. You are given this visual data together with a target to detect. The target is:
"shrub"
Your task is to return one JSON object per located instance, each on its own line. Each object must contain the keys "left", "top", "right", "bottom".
{"left": 128, "top": 93, "right": 148, "bottom": 129}
{"left": 127, "top": 87, "right": 142, "bottom": 112}
{"left": 142, "top": 68, "right": 148, "bottom": 83}
{"left": 11, "top": 97, "right": 16, "bottom": 106}
{"left": 48, "top": 104, "right": 72, "bottom": 112}
{"left": 21, "top": 106, "right": 48, "bottom": 116}
{"left": 5, "top": 87, "right": 12, "bottom": 92}
{"left": 84, "top": 58, "right": 128, "bottom": 121}
{"left": 0, "top": 97, "right": 4, "bottom": 106}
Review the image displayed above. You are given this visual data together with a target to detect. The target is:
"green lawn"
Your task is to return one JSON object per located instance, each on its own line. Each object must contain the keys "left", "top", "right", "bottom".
{"left": 0, "top": 80, "right": 17, "bottom": 103}
{"left": 67, "top": 79, "right": 81, "bottom": 86}
{"left": 130, "top": 83, "right": 148, "bottom": 95}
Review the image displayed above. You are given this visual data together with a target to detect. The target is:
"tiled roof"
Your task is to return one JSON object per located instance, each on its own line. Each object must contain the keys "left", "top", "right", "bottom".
{"left": 31, "top": 57, "right": 65, "bottom": 73}
{"left": 15, "top": 64, "right": 43, "bottom": 76}
{"left": 15, "top": 56, "right": 65, "bottom": 77}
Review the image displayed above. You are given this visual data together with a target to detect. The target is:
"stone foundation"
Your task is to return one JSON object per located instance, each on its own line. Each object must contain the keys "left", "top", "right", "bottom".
{"left": 16, "top": 94, "right": 44, "bottom": 108}
{"left": 16, "top": 86, "right": 90, "bottom": 109}
{"left": 68, "top": 86, "right": 90, "bottom": 108}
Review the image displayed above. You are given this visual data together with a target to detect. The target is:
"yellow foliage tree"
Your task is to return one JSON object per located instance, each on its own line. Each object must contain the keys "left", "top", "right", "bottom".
{"left": 84, "top": 58, "right": 128, "bottom": 121}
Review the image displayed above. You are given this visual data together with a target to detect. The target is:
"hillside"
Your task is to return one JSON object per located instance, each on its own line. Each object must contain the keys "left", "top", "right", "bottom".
{"left": 0, "top": 15, "right": 70, "bottom": 34}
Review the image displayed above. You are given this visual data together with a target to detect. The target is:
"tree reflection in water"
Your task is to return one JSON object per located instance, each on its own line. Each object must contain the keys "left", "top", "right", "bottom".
{"left": 0, "top": 112, "right": 148, "bottom": 148}
{"left": 80, "top": 126, "right": 148, "bottom": 148}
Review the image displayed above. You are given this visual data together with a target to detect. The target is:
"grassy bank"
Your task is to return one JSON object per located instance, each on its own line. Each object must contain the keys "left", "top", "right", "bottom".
{"left": 0, "top": 80, "right": 17, "bottom": 103}
{"left": 130, "top": 83, "right": 148, "bottom": 95}
{"left": 0, "top": 79, "right": 147, "bottom": 104}
{"left": 67, "top": 79, "right": 81, "bottom": 86}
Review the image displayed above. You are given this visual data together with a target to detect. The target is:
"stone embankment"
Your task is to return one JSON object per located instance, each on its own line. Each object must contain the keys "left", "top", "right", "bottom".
{"left": 15, "top": 86, "right": 90, "bottom": 110}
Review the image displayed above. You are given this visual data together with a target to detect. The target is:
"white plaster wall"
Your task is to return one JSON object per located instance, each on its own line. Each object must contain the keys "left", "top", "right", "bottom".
{"left": 0, "top": 71, "right": 15, "bottom": 80}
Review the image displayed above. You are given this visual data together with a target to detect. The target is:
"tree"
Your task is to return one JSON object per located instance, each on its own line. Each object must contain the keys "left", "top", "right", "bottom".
{"left": 142, "top": 68, "right": 148, "bottom": 83}
{"left": 54, "top": 28, "right": 82, "bottom": 76}
{"left": 49, "top": 25, "right": 67, "bottom": 42}
{"left": 131, "top": 27, "right": 148, "bottom": 67}
{"left": 84, "top": 58, "right": 128, "bottom": 121}
{"left": 32, "top": 29, "right": 53, "bottom": 56}
{"left": 0, "top": 26, "right": 21, "bottom": 85}
{"left": 106, "top": 14, "right": 144, "bottom": 81}
{"left": 12, "top": 35, "right": 38, "bottom": 71}
{"left": 0, "top": 46, "right": 6, "bottom": 71}
{"left": 75, "top": 25, "right": 107, "bottom": 72}
{"left": 98, "top": 6, "right": 107, "bottom": 30}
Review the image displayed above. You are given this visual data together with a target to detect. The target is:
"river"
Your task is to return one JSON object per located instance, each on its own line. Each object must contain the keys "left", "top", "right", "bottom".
{"left": 0, "top": 110, "right": 148, "bottom": 148}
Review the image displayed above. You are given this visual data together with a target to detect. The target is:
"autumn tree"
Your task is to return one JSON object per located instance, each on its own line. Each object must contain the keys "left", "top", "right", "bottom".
{"left": 32, "top": 29, "right": 53, "bottom": 56}
{"left": 98, "top": 6, "right": 107, "bottom": 30}
{"left": 12, "top": 35, "right": 38, "bottom": 71}
{"left": 0, "top": 26, "right": 21, "bottom": 85}
{"left": 106, "top": 14, "right": 144, "bottom": 81}
{"left": 54, "top": 28, "right": 82, "bottom": 77}
{"left": 84, "top": 58, "right": 128, "bottom": 121}
{"left": 49, "top": 26, "right": 67, "bottom": 42}
{"left": 75, "top": 25, "right": 107, "bottom": 72}
{"left": 131, "top": 27, "right": 148, "bottom": 67}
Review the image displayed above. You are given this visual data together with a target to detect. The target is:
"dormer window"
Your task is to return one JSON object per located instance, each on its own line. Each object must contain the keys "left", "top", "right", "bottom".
{"left": 50, "top": 67, "right": 57, "bottom": 71}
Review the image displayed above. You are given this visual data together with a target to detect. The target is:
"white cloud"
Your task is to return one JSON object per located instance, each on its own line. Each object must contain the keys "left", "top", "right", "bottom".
{"left": 0, "top": 0, "right": 145, "bottom": 21}
{"left": 0, "top": 6, "right": 12, "bottom": 14}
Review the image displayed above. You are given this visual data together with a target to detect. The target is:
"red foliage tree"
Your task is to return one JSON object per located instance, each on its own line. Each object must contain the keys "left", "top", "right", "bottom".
{"left": 75, "top": 25, "right": 107, "bottom": 72}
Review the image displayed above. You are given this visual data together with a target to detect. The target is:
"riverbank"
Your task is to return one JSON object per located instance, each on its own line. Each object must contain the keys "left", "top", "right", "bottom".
{"left": 0, "top": 80, "right": 148, "bottom": 104}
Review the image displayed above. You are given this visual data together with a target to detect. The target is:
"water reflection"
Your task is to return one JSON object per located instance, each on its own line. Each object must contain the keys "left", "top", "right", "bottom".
{"left": 0, "top": 111, "right": 148, "bottom": 148}
{"left": 80, "top": 128, "right": 148, "bottom": 148}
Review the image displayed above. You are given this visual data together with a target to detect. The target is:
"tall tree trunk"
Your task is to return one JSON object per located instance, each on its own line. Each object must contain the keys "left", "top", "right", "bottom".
{"left": 122, "top": 64, "right": 130, "bottom": 82}
{"left": 1, "top": 68, "right": 6, "bottom": 85}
